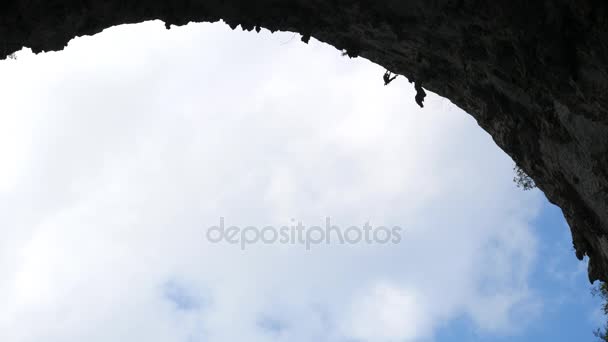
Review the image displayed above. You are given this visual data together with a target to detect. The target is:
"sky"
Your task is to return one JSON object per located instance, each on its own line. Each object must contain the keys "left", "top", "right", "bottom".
{"left": 0, "top": 20, "right": 602, "bottom": 341}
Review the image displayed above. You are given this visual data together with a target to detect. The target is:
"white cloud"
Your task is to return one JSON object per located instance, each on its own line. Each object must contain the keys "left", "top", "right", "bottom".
{"left": 343, "top": 283, "right": 432, "bottom": 341}
{"left": 0, "top": 21, "right": 543, "bottom": 341}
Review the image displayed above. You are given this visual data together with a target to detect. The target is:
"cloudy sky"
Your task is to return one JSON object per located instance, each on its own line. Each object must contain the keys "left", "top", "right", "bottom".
{"left": 0, "top": 21, "right": 600, "bottom": 341}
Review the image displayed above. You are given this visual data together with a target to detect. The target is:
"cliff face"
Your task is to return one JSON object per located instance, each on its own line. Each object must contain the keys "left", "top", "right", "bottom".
{"left": 2, "top": 0, "right": 608, "bottom": 281}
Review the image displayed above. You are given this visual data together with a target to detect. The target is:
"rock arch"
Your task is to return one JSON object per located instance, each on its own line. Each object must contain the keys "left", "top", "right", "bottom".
{"left": 3, "top": 0, "right": 608, "bottom": 281}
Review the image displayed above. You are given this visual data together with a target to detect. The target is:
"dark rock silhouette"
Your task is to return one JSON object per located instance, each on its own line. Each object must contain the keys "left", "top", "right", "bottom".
{"left": 2, "top": 0, "right": 608, "bottom": 282}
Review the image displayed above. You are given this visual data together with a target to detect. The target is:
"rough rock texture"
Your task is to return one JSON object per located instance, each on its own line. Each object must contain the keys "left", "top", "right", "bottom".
{"left": 2, "top": 0, "right": 608, "bottom": 281}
